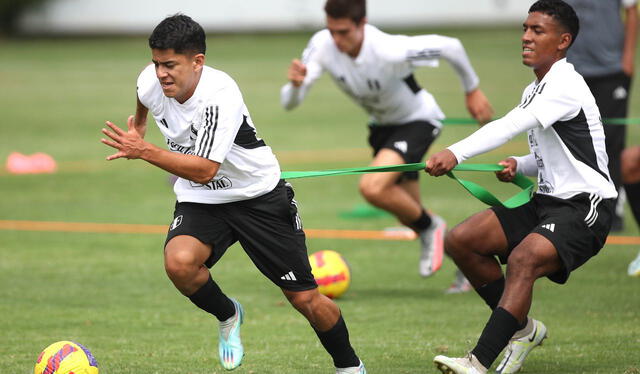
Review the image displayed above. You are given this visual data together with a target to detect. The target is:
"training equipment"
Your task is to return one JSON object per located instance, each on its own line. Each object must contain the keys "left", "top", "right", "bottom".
{"left": 308, "top": 250, "right": 351, "bottom": 299}
{"left": 434, "top": 353, "right": 487, "bottom": 374}
{"left": 419, "top": 215, "right": 446, "bottom": 277}
{"left": 34, "top": 341, "right": 98, "bottom": 374}
{"left": 496, "top": 319, "right": 547, "bottom": 374}
{"left": 219, "top": 298, "right": 244, "bottom": 370}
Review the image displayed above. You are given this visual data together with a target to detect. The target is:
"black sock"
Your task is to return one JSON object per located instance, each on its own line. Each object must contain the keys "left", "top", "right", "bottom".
{"left": 314, "top": 314, "right": 360, "bottom": 368}
{"left": 187, "top": 275, "right": 235, "bottom": 321}
{"left": 410, "top": 210, "right": 432, "bottom": 233}
{"left": 472, "top": 307, "right": 521, "bottom": 369}
{"left": 475, "top": 277, "right": 505, "bottom": 310}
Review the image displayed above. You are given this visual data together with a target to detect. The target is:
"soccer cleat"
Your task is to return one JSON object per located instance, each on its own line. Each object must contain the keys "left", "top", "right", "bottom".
{"left": 445, "top": 270, "right": 472, "bottom": 294}
{"left": 218, "top": 298, "right": 244, "bottom": 370}
{"left": 628, "top": 251, "right": 640, "bottom": 277}
{"left": 419, "top": 215, "right": 446, "bottom": 277}
{"left": 335, "top": 360, "right": 366, "bottom": 374}
{"left": 434, "top": 353, "right": 487, "bottom": 374}
{"left": 495, "top": 319, "right": 547, "bottom": 374}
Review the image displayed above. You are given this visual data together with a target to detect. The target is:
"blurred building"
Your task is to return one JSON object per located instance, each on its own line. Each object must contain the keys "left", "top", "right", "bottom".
{"left": 18, "top": 0, "right": 530, "bottom": 35}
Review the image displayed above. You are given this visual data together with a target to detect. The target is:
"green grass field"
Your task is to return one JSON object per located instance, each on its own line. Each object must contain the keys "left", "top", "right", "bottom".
{"left": 1, "top": 27, "right": 639, "bottom": 373}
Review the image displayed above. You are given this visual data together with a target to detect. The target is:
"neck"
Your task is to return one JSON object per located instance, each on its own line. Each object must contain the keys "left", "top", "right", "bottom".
{"left": 177, "top": 69, "right": 203, "bottom": 104}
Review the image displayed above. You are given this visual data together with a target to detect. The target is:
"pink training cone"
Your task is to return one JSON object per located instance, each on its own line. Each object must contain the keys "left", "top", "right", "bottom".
{"left": 6, "top": 152, "right": 57, "bottom": 174}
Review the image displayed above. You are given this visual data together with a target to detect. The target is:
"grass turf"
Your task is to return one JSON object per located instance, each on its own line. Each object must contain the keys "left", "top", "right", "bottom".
{"left": 1, "top": 27, "right": 639, "bottom": 373}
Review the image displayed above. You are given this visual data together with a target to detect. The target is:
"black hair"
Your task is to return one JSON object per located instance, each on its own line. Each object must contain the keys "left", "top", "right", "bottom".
{"left": 324, "top": 0, "right": 366, "bottom": 24}
{"left": 148, "top": 14, "right": 206, "bottom": 55}
{"left": 529, "top": 0, "right": 579, "bottom": 46}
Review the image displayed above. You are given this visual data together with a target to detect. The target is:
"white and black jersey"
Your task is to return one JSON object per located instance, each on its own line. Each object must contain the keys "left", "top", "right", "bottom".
{"left": 281, "top": 24, "right": 480, "bottom": 126}
{"left": 137, "top": 64, "right": 280, "bottom": 204}
{"left": 515, "top": 59, "right": 617, "bottom": 200}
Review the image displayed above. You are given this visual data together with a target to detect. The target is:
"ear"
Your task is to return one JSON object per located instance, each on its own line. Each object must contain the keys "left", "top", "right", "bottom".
{"left": 558, "top": 32, "right": 572, "bottom": 52}
{"left": 193, "top": 53, "right": 205, "bottom": 72}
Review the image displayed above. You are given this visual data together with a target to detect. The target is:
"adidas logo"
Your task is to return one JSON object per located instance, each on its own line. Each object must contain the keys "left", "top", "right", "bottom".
{"left": 393, "top": 141, "right": 408, "bottom": 154}
{"left": 280, "top": 271, "right": 297, "bottom": 281}
{"left": 613, "top": 86, "right": 628, "bottom": 100}
{"left": 541, "top": 223, "right": 555, "bottom": 232}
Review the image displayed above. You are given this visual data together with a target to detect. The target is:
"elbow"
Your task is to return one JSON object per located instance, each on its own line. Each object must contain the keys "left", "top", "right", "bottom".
{"left": 191, "top": 161, "right": 219, "bottom": 185}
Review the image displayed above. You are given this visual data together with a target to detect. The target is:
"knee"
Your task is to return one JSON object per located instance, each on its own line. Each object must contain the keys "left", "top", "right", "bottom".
{"left": 164, "top": 248, "right": 199, "bottom": 281}
{"left": 505, "top": 251, "right": 538, "bottom": 280}
{"left": 445, "top": 225, "right": 474, "bottom": 258}
{"left": 285, "top": 290, "right": 314, "bottom": 310}
{"left": 358, "top": 178, "right": 384, "bottom": 203}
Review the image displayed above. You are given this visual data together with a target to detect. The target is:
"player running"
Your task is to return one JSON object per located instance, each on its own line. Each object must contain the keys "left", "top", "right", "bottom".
{"left": 281, "top": 0, "right": 493, "bottom": 281}
{"left": 101, "top": 14, "right": 366, "bottom": 374}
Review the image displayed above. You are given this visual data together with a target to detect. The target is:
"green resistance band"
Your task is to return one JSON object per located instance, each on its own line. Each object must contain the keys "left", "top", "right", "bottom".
{"left": 281, "top": 163, "right": 534, "bottom": 209}
{"left": 442, "top": 117, "right": 640, "bottom": 125}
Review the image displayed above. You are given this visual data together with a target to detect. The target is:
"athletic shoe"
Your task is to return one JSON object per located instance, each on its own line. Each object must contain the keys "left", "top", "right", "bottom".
{"left": 495, "top": 319, "right": 547, "bottom": 374}
{"left": 419, "top": 215, "right": 446, "bottom": 277}
{"left": 628, "top": 251, "right": 640, "bottom": 277}
{"left": 335, "top": 360, "right": 366, "bottom": 374}
{"left": 445, "top": 270, "right": 472, "bottom": 294}
{"left": 434, "top": 353, "right": 487, "bottom": 374}
{"left": 218, "top": 298, "right": 244, "bottom": 370}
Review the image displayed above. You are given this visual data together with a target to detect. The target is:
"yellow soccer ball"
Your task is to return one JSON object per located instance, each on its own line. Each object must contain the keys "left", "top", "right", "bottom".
{"left": 34, "top": 341, "right": 99, "bottom": 374}
{"left": 308, "top": 250, "right": 351, "bottom": 299}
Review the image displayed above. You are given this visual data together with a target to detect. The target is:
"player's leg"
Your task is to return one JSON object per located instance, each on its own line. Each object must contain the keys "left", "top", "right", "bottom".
{"left": 283, "top": 289, "right": 364, "bottom": 373}
{"left": 231, "top": 181, "right": 365, "bottom": 372}
{"left": 359, "top": 148, "right": 423, "bottom": 224}
{"left": 164, "top": 205, "right": 243, "bottom": 370}
{"left": 435, "top": 234, "right": 558, "bottom": 374}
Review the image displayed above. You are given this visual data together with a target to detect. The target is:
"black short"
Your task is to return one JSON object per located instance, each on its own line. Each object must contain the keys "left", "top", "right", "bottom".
{"left": 368, "top": 120, "right": 440, "bottom": 181}
{"left": 165, "top": 180, "right": 317, "bottom": 291}
{"left": 491, "top": 193, "right": 614, "bottom": 284}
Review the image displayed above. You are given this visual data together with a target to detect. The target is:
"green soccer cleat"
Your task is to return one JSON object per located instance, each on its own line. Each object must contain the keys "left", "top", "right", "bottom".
{"left": 419, "top": 215, "right": 446, "bottom": 277}
{"left": 434, "top": 353, "right": 487, "bottom": 374}
{"left": 335, "top": 360, "right": 366, "bottom": 374}
{"left": 495, "top": 319, "right": 547, "bottom": 374}
{"left": 218, "top": 298, "right": 244, "bottom": 370}
{"left": 628, "top": 251, "right": 640, "bottom": 277}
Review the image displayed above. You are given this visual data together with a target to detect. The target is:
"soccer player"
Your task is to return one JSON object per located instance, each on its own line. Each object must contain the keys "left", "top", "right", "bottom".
{"left": 281, "top": 0, "right": 493, "bottom": 281}
{"left": 424, "top": 1, "right": 616, "bottom": 373}
{"left": 100, "top": 14, "right": 366, "bottom": 374}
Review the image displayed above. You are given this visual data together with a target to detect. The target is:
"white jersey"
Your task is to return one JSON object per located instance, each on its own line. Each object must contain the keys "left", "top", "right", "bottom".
{"left": 281, "top": 24, "right": 480, "bottom": 126}
{"left": 516, "top": 59, "right": 617, "bottom": 200}
{"left": 137, "top": 64, "right": 280, "bottom": 204}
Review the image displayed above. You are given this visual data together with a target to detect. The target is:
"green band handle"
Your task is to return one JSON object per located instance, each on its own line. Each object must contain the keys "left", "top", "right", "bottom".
{"left": 281, "top": 162, "right": 534, "bottom": 208}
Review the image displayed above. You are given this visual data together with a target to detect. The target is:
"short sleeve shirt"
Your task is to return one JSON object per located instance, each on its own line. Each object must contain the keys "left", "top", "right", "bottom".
{"left": 137, "top": 65, "right": 280, "bottom": 204}
{"left": 517, "top": 59, "right": 617, "bottom": 199}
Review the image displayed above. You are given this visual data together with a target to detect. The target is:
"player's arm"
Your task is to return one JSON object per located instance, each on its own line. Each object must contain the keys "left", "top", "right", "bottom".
{"left": 132, "top": 96, "right": 149, "bottom": 138}
{"left": 495, "top": 153, "right": 537, "bottom": 182}
{"left": 101, "top": 115, "right": 219, "bottom": 184}
{"left": 281, "top": 36, "right": 325, "bottom": 110}
{"left": 622, "top": 2, "right": 638, "bottom": 76}
{"left": 409, "top": 35, "right": 494, "bottom": 123}
{"left": 425, "top": 108, "right": 540, "bottom": 176}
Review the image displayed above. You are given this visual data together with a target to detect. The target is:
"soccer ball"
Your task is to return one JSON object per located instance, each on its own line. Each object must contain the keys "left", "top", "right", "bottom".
{"left": 34, "top": 341, "right": 99, "bottom": 374}
{"left": 308, "top": 250, "right": 351, "bottom": 299}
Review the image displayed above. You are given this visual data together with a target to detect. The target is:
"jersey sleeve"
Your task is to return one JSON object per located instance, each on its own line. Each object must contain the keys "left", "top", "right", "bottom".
{"left": 517, "top": 76, "right": 582, "bottom": 129}
{"left": 280, "top": 31, "right": 326, "bottom": 110}
{"left": 136, "top": 64, "right": 159, "bottom": 109}
{"left": 194, "top": 77, "right": 246, "bottom": 163}
{"left": 402, "top": 34, "right": 479, "bottom": 92}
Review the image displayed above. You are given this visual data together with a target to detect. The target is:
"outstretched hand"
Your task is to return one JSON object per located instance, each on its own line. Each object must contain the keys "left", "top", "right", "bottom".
{"left": 495, "top": 158, "right": 518, "bottom": 182}
{"left": 101, "top": 115, "right": 147, "bottom": 161}
{"left": 288, "top": 59, "right": 307, "bottom": 87}
{"left": 424, "top": 149, "right": 458, "bottom": 177}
